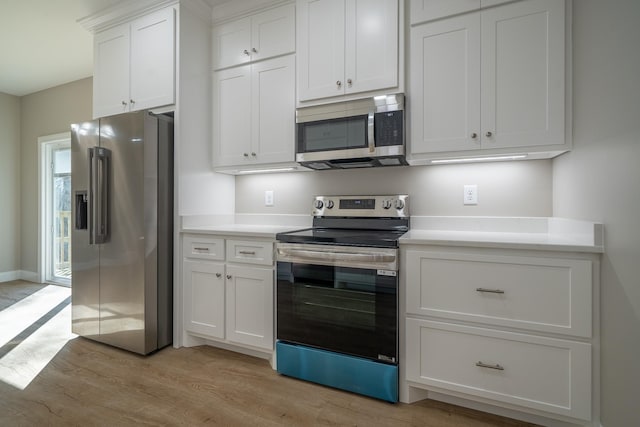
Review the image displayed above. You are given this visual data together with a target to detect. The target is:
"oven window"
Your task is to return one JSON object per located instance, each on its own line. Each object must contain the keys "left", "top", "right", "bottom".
{"left": 277, "top": 261, "right": 397, "bottom": 363}
{"left": 297, "top": 115, "right": 368, "bottom": 153}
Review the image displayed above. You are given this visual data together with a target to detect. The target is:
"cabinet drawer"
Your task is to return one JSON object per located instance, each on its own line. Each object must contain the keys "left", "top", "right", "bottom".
{"left": 406, "top": 318, "right": 591, "bottom": 421}
{"left": 183, "top": 235, "right": 224, "bottom": 261}
{"left": 406, "top": 251, "right": 592, "bottom": 337}
{"left": 226, "top": 240, "right": 273, "bottom": 266}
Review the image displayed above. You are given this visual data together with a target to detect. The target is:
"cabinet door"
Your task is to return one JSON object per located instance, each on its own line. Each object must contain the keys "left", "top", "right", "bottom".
{"left": 129, "top": 7, "right": 176, "bottom": 112}
{"left": 93, "top": 24, "right": 130, "bottom": 118}
{"left": 212, "top": 65, "right": 252, "bottom": 167}
{"left": 297, "top": 0, "right": 345, "bottom": 101}
{"left": 212, "top": 16, "right": 252, "bottom": 70}
{"left": 410, "top": 0, "right": 480, "bottom": 26}
{"left": 481, "top": 0, "right": 565, "bottom": 149}
{"left": 409, "top": 13, "right": 481, "bottom": 155}
{"left": 225, "top": 265, "right": 274, "bottom": 350}
{"left": 251, "top": 55, "right": 296, "bottom": 164}
{"left": 183, "top": 260, "right": 225, "bottom": 339}
{"left": 344, "top": 0, "right": 398, "bottom": 94}
{"left": 251, "top": 3, "right": 296, "bottom": 63}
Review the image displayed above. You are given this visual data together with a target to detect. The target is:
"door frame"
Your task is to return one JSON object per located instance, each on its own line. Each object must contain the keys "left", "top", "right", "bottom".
{"left": 38, "top": 132, "right": 71, "bottom": 286}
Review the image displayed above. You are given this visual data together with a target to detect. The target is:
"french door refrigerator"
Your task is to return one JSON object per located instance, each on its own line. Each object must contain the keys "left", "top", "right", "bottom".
{"left": 70, "top": 110, "right": 173, "bottom": 355}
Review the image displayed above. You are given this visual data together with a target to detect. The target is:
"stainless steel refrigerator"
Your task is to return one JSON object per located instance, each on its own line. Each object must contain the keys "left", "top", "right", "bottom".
{"left": 71, "top": 110, "right": 173, "bottom": 355}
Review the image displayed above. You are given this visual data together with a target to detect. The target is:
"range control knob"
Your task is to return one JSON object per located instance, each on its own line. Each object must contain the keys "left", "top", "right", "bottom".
{"left": 395, "top": 199, "right": 405, "bottom": 210}
{"left": 314, "top": 199, "right": 324, "bottom": 209}
{"left": 326, "top": 200, "right": 335, "bottom": 209}
{"left": 381, "top": 199, "right": 392, "bottom": 209}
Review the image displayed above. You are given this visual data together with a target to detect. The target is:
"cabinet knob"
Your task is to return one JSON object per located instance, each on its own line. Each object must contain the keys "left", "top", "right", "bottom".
{"left": 226, "top": 274, "right": 232, "bottom": 280}
{"left": 122, "top": 101, "right": 127, "bottom": 106}
{"left": 215, "top": 273, "right": 222, "bottom": 278}
{"left": 336, "top": 80, "right": 342, "bottom": 88}
{"left": 243, "top": 49, "right": 250, "bottom": 56}
{"left": 471, "top": 132, "right": 478, "bottom": 139}
{"left": 252, "top": 47, "right": 258, "bottom": 53}
{"left": 251, "top": 152, "right": 256, "bottom": 157}
{"left": 347, "top": 78, "right": 352, "bottom": 86}
{"left": 485, "top": 131, "right": 493, "bottom": 137}
{"left": 244, "top": 153, "right": 249, "bottom": 157}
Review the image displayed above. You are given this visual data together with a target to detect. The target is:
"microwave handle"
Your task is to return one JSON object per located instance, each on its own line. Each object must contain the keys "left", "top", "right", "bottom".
{"left": 368, "top": 112, "right": 375, "bottom": 153}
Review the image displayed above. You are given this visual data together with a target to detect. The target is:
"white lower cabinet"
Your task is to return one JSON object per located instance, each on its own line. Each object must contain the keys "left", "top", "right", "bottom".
{"left": 406, "top": 319, "right": 591, "bottom": 421}
{"left": 182, "top": 234, "right": 274, "bottom": 352}
{"left": 403, "top": 246, "right": 597, "bottom": 423}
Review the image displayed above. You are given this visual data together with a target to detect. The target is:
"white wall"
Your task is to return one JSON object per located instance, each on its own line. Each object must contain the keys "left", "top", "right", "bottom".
{"left": 236, "top": 160, "right": 552, "bottom": 217}
{"left": 552, "top": 1, "right": 640, "bottom": 426}
{"left": 0, "top": 92, "right": 21, "bottom": 278}
{"left": 20, "top": 78, "right": 93, "bottom": 275}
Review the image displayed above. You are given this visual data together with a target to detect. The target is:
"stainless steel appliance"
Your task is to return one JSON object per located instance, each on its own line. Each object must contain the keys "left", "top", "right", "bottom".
{"left": 275, "top": 195, "right": 409, "bottom": 402}
{"left": 70, "top": 110, "right": 173, "bottom": 355}
{"left": 296, "top": 94, "right": 406, "bottom": 170}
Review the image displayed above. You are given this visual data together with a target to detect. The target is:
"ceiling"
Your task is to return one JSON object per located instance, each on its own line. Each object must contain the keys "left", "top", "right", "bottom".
{"left": 0, "top": 0, "right": 228, "bottom": 97}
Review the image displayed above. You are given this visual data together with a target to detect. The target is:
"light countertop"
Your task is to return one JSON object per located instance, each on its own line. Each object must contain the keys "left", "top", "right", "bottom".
{"left": 180, "top": 215, "right": 604, "bottom": 253}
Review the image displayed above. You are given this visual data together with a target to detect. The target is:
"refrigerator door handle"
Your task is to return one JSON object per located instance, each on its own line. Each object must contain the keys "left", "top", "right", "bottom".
{"left": 90, "top": 146, "right": 111, "bottom": 244}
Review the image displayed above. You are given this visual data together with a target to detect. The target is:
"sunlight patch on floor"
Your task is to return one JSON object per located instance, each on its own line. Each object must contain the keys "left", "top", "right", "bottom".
{"left": 0, "top": 285, "right": 70, "bottom": 348}
{"left": 0, "top": 285, "right": 75, "bottom": 390}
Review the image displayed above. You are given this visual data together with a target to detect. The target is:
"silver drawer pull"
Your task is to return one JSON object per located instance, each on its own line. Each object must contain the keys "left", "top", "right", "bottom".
{"left": 476, "top": 288, "right": 505, "bottom": 294}
{"left": 194, "top": 247, "right": 210, "bottom": 252}
{"left": 215, "top": 273, "right": 222, "bottom": 278}
{"left": 238, "top": 250, "right": 256, "bottom": 255}
{"left": 476, "top": 361, "right": 504, "bottom": 371}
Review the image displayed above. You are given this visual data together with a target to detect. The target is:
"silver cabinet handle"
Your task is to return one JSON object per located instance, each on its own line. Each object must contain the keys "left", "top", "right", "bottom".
{"left": 476, "top": 361, "right": 504, "bottom": 371}
{"left": 226, "top": 274, "right": 232, "bottom": 280}
{"left": 251, "top": 152, "right": 256, "bottom": 157}
{"left": 347, "top": 78, "right": 352, "bottom": 86}
{"left": 243, "top": 153, "right": 249, "bottom": 157}
{"left": 215, "top": 273, "right": 222, "bottom": 278}
{"left": 471, "top": 133, "right": 478, "bottom": 139}
{"left": 243, "top": 49, "right": 250, "bottom": 56}
{"left": 193, "top": 247, "right": 209, "bottom": 252}
{"left": 130, "top": 99, "right": 135, "bottom": 105}
{"left": 485, "top": 131, "right": 493, "bottom": 137}
{"left": 476, "top": 288, "right": 505, "bottom": 294}
{"left": 238, "top": 250, "right": 256, "bottom": 255}
{"left": 336, "top": 80, "right": 342, "bottom": 88}
{"left": 252, "top": 47, "right": 257, "bottom": 53}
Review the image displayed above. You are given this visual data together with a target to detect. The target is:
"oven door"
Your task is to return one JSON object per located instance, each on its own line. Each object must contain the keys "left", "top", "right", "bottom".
{"left": 276, "top": 243, "right": 398, "bottom": 364}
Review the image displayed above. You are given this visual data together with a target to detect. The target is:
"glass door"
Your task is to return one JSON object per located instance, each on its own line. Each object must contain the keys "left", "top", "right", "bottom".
{"left": 43, "top": 140, "right": 72, "bottom": 286}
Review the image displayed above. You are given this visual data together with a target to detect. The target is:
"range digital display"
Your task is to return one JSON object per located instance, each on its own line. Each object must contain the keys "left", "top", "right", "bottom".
{"left": 339, "top": 198, "right": 376, "bottom": 209}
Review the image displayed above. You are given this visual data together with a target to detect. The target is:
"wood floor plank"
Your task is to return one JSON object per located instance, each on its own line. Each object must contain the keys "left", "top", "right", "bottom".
{"left": 0, "top": 281, "right": 538, "bottom": 426}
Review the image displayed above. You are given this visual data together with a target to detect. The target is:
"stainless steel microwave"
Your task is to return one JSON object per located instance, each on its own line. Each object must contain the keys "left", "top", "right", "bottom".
{"left": 296, "top": 94, "right": 406, "bottom": 170}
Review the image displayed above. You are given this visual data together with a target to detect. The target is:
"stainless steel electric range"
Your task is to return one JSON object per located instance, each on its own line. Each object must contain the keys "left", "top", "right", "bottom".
{"left": 275, "top": 195, "right": 409, "bottom": 402}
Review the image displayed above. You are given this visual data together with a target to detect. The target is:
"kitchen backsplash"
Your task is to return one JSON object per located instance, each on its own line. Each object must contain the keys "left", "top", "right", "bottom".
{"left": 235, "top": 159, "right": 552, "bottom": 217}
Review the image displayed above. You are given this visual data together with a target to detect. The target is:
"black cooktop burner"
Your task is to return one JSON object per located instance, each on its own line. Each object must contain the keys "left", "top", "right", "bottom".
{"left": 276, "top": 227, "right": 407, "bottom": 248}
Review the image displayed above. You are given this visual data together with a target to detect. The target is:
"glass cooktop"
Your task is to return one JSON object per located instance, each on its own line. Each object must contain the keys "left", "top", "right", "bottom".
{"left": 276, "top": 227, "right": 406, "bottom": 248}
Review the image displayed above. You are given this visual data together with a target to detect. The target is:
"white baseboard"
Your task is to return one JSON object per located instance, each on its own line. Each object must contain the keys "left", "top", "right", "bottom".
{"left": 0, "top": 270, "right": 21, "bottom": 283}
{"left": 20, "top": 271, "right": 40, "bottom": 283}
{"left": 0, "top": 270, "right": 41, "bottom": 283}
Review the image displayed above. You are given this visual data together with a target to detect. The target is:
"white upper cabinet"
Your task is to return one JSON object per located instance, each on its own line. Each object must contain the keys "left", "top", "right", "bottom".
{"left": 212, "top": 55, "right": 296, "bottom": 170}
{"left": 408, "top": 0, "right": 568, "bottom": 163}
{"left": 410, "top": 0, "right": 480, "bottom": 25}
{"left": 93, "top": 7, "right": 175, "bottom": 119}
{"left": 410, "top": 0, "right": 515, "bottom": 25}
{"left": 212, "top": 3, "right": 295, "bottom": 70}
{"left": 297, "top": 0, "right": 399, "bottom": 102}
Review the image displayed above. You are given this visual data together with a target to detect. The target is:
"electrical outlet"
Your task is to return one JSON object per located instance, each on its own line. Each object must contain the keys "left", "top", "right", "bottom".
{"left": 265, "top": 190, "right": 274, "bottom": 206}
{"left": 464, "top": 185, "right": 478, "bottom": 205}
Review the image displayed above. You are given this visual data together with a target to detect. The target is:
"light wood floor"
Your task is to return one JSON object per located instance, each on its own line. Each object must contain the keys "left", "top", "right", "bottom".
{"left": 0, "top": 281, "right": 538, "bottom": 426}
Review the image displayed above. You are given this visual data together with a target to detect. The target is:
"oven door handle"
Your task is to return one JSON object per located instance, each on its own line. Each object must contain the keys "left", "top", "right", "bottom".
{"left": 277, "top": 248, "right": 395, "bottom": 264}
